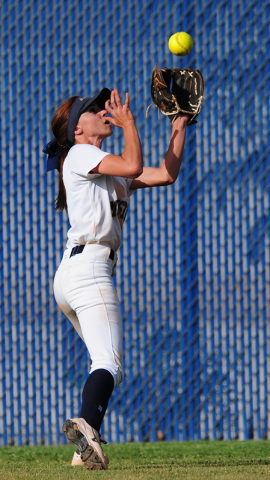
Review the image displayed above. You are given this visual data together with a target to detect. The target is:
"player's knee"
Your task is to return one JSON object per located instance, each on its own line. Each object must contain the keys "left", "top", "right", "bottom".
{"left": 90, "top": 362, "right": 124, "bottom": 387}
{"left": 114, "top": 365, "right": 124, "bottom": 387}
{"left": 105, "top": 354, "right": 124, "bottom": 387}
{"left": 108, "top": 363, "right": 124, "bottom": 387}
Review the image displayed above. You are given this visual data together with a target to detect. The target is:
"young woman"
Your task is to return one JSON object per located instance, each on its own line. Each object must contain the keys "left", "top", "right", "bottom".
{"left": 43, "top": 88, "right": 189, "bottom": 470}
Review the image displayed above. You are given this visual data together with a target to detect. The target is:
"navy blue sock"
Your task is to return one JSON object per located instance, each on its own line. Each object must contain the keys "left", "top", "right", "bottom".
{"left": 80, "top": 369, "right": 114, "bottom": 432}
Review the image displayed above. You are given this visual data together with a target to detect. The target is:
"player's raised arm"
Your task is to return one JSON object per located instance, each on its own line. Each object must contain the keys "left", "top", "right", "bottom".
{"left": 91, "top": 89, "right": 143, "bottom": 178}
{"left": 129, "top": 65, "right": 204, "bottom": 190}
{"left": 129, "top": 114, "right": 189, "bottom": 189}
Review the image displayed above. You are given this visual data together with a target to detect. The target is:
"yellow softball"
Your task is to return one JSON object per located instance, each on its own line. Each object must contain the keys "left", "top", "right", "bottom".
{"left": 168, "top": 32, "right": 194, "bottom": 56}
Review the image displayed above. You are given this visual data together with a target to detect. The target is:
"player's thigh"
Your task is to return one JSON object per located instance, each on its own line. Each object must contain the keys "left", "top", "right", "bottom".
{"left": 75, "top": 261, "right": 123, "bottom": 365}
{"left": 77, "top": 284, "right": 123, "bottom": 359}
{"left": 54, "top": 258, "right": 122, "bottom": 363}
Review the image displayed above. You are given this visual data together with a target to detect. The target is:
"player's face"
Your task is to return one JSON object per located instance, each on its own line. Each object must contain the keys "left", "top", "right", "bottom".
{"left": 76, "top": 102, "right": 113, "bottom": 142}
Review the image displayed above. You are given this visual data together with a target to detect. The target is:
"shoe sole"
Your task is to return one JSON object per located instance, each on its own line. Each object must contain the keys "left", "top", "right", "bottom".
{"left": 62, "top": 419, "right": 105, "bottom": 471}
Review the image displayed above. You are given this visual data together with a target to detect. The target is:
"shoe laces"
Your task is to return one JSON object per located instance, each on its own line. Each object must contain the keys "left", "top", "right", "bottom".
{"left": 91, "top": 432, "right": 107, "bottom": 445}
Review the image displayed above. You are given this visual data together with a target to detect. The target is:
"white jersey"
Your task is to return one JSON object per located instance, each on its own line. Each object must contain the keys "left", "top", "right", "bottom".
{"left": 63, "top": 144, "right": 133, "bottom": 251}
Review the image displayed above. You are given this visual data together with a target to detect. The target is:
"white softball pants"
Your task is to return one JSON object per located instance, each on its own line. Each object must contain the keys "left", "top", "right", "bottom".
{"left": 53, "top": 244, "right": 123, "bottom": 387}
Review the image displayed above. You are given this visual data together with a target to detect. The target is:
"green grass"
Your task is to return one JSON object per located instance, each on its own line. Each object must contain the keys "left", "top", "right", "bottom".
{"left": 0, "top": 440, "right": 270, "bottom": 480}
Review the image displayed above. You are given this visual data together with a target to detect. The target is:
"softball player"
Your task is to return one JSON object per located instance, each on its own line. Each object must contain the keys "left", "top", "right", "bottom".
{"left": 43, "top": 88, "right": 188, "bottom": 470}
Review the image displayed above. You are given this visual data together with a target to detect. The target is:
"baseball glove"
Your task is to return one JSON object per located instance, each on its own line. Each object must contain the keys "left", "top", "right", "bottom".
{"left": 148, "top": 65, "right": 204, "bottom": 125}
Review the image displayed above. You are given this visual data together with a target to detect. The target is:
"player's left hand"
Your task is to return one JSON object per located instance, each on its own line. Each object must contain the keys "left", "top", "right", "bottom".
{"left": 149, "top": 65, "right": 204, "bottom": 125}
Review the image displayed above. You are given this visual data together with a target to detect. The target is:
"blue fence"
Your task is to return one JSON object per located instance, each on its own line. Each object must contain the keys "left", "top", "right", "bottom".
{"left": 1, "top": 0, "right": 270, "bottom": 445}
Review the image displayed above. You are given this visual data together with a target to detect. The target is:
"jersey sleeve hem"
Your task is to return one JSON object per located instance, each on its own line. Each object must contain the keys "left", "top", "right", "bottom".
{"left": 68, "top": 144, "right": 110, "bottom": 179}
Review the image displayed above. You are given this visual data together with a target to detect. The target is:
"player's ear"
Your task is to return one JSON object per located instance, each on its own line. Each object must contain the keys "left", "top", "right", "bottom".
{"left": 74, "top": 124, "right": 83, "bottom": 136}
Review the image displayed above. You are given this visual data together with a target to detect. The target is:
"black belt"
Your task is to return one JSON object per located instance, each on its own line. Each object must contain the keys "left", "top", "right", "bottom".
{"left": 70, "top": 245, "right": 115, "bottom": 261}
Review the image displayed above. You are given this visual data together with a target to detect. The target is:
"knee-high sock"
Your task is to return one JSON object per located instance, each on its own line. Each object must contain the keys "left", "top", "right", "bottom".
{"left": 80, "top": 369, "right": 114, "bottom": 432}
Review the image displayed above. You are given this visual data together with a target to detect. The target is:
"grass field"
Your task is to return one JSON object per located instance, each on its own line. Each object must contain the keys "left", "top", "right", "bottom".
{"left": 0, "top": 440, "right": 270, "bottom": 480}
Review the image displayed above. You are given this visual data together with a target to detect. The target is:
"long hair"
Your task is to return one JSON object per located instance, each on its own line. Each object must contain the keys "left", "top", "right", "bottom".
{"left": 51, "top": 96, "right": 78, "bottom": 211}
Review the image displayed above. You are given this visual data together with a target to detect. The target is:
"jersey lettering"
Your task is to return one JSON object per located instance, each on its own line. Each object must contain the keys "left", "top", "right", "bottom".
{"left": 110, "top": 200, "right": 128, "bottom": 222}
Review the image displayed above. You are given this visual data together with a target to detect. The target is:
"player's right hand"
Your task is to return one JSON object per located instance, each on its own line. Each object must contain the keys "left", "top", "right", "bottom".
{"left": 105, "top": 89, "right": 135, "bottom": 129}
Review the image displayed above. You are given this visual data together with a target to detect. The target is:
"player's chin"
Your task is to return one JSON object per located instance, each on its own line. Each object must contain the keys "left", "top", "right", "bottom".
{"left": 105, "top": 123, "right": 114, "bottom": 136}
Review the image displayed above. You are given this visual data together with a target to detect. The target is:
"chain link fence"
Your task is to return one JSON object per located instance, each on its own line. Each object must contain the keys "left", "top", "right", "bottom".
{"left": 1, "top": 0, "right": 270, "bottom": 445}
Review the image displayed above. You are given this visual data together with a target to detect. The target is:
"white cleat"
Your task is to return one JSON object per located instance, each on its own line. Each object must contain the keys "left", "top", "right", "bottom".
{"left": 63, "top": 418, "right": 109, "bottom": 471}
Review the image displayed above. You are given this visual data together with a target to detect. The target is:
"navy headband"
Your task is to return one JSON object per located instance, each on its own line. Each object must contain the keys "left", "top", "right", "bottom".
{"left": 66, "top": 88, "right": 111, "bottom": 145}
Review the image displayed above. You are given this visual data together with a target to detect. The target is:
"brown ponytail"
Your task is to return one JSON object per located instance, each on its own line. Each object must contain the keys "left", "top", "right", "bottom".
{"left": 51, "top": 96, "right": 78, "bottom": 211}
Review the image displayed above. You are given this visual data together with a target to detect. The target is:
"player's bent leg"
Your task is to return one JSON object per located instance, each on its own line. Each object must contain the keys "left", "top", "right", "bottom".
{"left": 56, "top": 252, "right": 123, "bottom": 469}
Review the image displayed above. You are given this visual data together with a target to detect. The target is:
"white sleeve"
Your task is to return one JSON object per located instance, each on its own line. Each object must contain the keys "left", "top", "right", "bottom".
{"left": 67, "top": 144, "right": 110, "bottom": 179}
